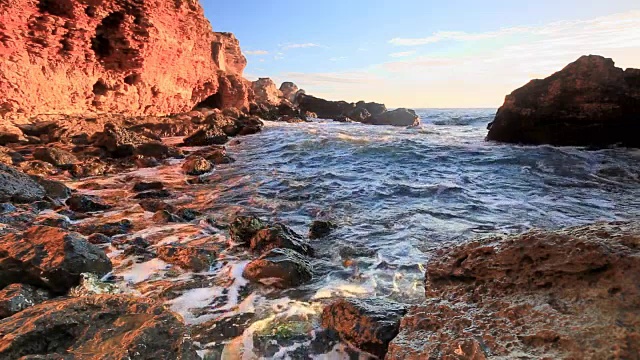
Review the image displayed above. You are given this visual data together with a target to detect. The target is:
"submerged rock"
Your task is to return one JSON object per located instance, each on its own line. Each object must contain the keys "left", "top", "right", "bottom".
{"left": 388, "top": 221, "right": 640, "bottom": 359}
{"left": 0, "top": 295, "right": 199, "bottom": 359}
{"left": 157, "top": 244, "right": 217, "bottom": 272}
{"left": 0, "top": 163, "right": 45, "bottom": 203}
{"left": 250, "top": 224, "right": 314, "bottom": 256}
{"left": 322, "top": 298, "right": 407, "bottom": 358}
{"left": 0, "top": 284, "right": 51, "bottom": 319}
{"left": 228, "top": 215, "right": 267, "bottom": 244}
{"left": 182, "top": 156, "right": 213, "bottom": 175}
{"left": 362, "top": 108, "right": 420, "bottom": 127}
{"left": 487, "top": 55, "right": 640, "bottom": 147}
{"left": 0, "top": 226, "right": 112, "bottom": 293}
{"left": 66, "top": 194, "right": 112, "bottom": 213}
{"left": 309, "top": 220, "right": 337, "bottom": 239}
{"left": 243, "top": 248, "right": 313, "bottom": 288}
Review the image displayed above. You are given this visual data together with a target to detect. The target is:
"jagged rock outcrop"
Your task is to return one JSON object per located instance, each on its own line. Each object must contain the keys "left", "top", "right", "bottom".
{"left": 387, "top": 221, "right": 640, "bottom": 359}
{"left": 252, "top": 78, "right": 283, "bottom": 106}
{"left": 487, "top": 55, "right": 640, "bottom": 147}
{"left": 298, "top": 94, "right": 357, "bottom": 119}
{"left": 362, "top": 108, "right": 420, "bottom": 127}
{"left": 0, "top": 0, "right": 249, "bottom": 119}
{"left": 0, "top": 295, "right": 199, "bottom": 359}
{"left": 280, "top": 82, "right": 300, "bottom": 103}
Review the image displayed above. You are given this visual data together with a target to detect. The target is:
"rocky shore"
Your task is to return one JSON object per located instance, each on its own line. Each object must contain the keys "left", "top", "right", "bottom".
{"left": 0, "top": 0, "right": 638, "bottom": 359}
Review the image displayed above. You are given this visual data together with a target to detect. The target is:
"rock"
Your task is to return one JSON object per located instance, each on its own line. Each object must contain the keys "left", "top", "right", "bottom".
{"left": 357, "top": 101, "right": 387, "bottom": 117}
{"left": 252, "top": 78, "right": 283, "bottom": 106}
{"left": 309, "top": 220, "right": 337, "bottom": 239}
{"left": 133, "top": 189, "right": 172, "bottom": 199}
{"left": 363, "top": 108, "right": 420, "bottom": 127}
{"left": 66, "top": 194, "right": 111, "bottom": 212}
{"left": 152, "top": 210, "right": 184, "bottom": 224}
{"left": 0, "top": 0, "right": 250, "bottom": 119}
{"left": 347, "top": 107, "right": 371, "bottom": 122}
{"left": 229, "top": 216, "right": 267, "bottom": 244}
{"left": 133, "top": 154, "right": 161, "bottom": 168}
{"left": 0, "top": 164, "right": 45, "bottom": 203}
{"left": 69, "top": 273, "right": 121, "bottom": 297}
{"left": 194, "top": 147, "right": 235, "bottom": 165}
{"left": 250, "top": 224, "right": 314, "bottom": 256}
{"left": 0, "top": 284, "right": 51, "bottom": 319}
{"left": 0, "top": 127, "right": 23, "bottom": 146}
{"left": 322, "top": 298, "right": 407, "bottom": 358}
{"left": 139, "top": 199, "right": 175, "bottom": 213}
{"left": 0, "top": 147, "right": 14, "bottom": 165}
{"left": 92, "top": 123, "right": 156, "bottom": 157}
{"left": 134, "top": 142, "right": 183, "bottom": 159}
{"left": 19, "top": 159, "right": 58, "bottom": 177}
{"left": 280, "top": 82, "right": 300, "bottom": 103}
{"left": 33, "top": 146, "right": 79, "bottom": 168}
{"left": 235, "top": 116, "right": 264, "bottom": 135}
{"left": 279, "top": 115, "right": 306, "bottom": 123}
{"left": 298, "top": 94, "right": 357, "bottom": 119}
{"left": 182, "top": 156, "right": 213, "bottom": 175}
{"left": 182, "top": 127, "right": 229, "bottom": 146}
{"left": 32, "top": 177, "right": 72, "bottom": 200}
{"left": 0, "top": 226, "right": 112, "bottom": 293}
{"left": 174, "top": 208, "right": 201, "bottom": 222}
{"left": 333, "top": 115, "right": 353, "bottom": 123}
{"left": 87, "top": 233, "right": 111, "bottom": 245}
{"left": 388, "top": 221, "right": 640, "bottom": 359}
{"left": 70, "top": 160, "right": 108, "bottom": 178}
{"left": 487, "top": 55, "right": 640, "bottom": 147}
{"left": 133, "top": 181, "right": 165, "bottom": 192}
{"left": 243, "top": 248, "right": 313, "bottom": 289}
{"left": 76, "top": 219, "right": 133, "bottom": 237}
{"left": 157, "top": 244, "right": 217, "bottom": 272}
{"left": 0, "top": 295, "right": 199, "bottom": 359}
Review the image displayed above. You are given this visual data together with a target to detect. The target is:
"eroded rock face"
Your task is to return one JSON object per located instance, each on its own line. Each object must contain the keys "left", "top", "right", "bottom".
{"left": 0, "top": 295, "right": 198, "bottom": 359}
{"left": 487, "top": 55, "right": 640, "bottom": 147}
{"left": 387, "top": 221, "right": 640, "bottom": 359}
{"left": 0, "top": 226, "right": 112, "bottom": 293}
{"left": 0, "top": 0, "right": 249, "bottom": 119}
{"left": 322, "top": 298, "right": 406, "bottom": 358}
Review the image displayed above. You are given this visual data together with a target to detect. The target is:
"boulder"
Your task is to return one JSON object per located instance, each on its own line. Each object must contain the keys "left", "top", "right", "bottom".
{"left": 309, "top": 220, "right": 337, "bottom": 239}
{"left": 250, "top": 224, "right": 314, "bottom": 256}
{"left": 182, "top": 156, "right": 213, "bottom": 175}
{"left": 243, "top": 248, "right": 313, "bottom": 288}
{"left": 139, "top": 199, "right": 176, "bottom": 213}
{"left": 388, "top": 221, "right": 640, "bottom": 359}
{"left": 33, "top": 146, "right": 79, "bottom": 168}
{"left": 347, "top": 107, "right": 371, "bottom": 122}
{"left": 322, "top": 298, "right": 406, "bottom": 358}
{"left": 92, "top": 123, "right": 156, "bottom": 157}
{"left": 133, "top": 142, "right": 183, "bottom": 159}
{"left": 76, "top": 219, "right": 133, "bottom": 237}
{"left": 157, "top": 244, "right": 217, "bottom": 272}
{"left": 0, "top": 295, "right": 199, "bottom": 359}
{"left": 0, "top": 284, "right": 51, "bottom": 319}
{"left": 66, "top": 194, "right": 112, "bottom": 213}
{"left": 487, "top": 55, "right": 640, "bottom": 147}
{"left": 32, "top": 177, "right": 73, "bottom": 200}
{"left": 298, "top": 94, "right": 356, "bottom": 119}
{"left": 182, "top": 127, "right": 229, "bottom": 147}
{"left": 280, "top": 82, "right": 300, "bottom": 103}
{"left": 229, "top": 216, "right": 268, "bottom": 244}
{"left": 133, "top": 189, "right": 172, "bottom": 199}
{"left": 0, "top": 164, "right": 46, "bottom": 203}
{"left": 0, "top": 226, "right": 112, "bottom": 293}
{"left": 252, "top": 78, "right": 283, "bottom": 106}
{"left": 0, "top": 127, "right": 23, "bottom": 146}
{"left": 357, "top": 101, "right": 387, "bottom": 117}
{"left": 133, "top": 181, "right": 165, "bottom": 192}
{"left": 363, "top": 108, "right": 420, "bottom": 127}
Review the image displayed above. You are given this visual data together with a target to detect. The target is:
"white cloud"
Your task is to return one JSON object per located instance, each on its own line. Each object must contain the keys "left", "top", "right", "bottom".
{"left": 280, "top": 43, "right": 323, "bottom": 50}
{"left": 329, "top": 56, "right": 347, "bottom": 62}
{"left": 244, "top": 50, "right": 269, "bottom": 55}
{"left": 389, "top": 50, "right": 416, "bottom": 58}
{"left": 277, "top": 71, "right": 379, "bottom": 85}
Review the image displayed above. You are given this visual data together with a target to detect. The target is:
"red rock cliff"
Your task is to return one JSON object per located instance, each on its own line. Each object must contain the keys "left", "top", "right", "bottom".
{"left": 0, "top": 0, "right": 250, "bottom": 119}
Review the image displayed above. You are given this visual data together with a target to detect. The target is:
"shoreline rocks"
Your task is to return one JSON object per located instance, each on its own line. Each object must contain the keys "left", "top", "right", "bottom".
{"left": 487, "top": 55, "right": 640, "bottom": 147}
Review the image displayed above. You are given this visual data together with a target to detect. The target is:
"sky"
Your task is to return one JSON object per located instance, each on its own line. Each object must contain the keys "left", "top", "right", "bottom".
{"left": 202, "top": 0, "right": 640, "bottom": 108}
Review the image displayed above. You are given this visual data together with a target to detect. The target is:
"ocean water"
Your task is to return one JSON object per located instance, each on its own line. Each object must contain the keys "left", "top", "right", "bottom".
{"left": 76, "top": 108, "right": 640, "bottom": 358}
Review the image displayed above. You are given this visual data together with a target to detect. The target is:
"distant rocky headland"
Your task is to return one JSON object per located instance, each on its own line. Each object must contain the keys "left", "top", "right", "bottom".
{"left": 0, "top": 0, "right": 639, "bottom": 359}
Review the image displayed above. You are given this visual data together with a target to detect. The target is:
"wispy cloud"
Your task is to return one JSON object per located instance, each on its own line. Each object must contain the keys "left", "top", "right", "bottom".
{"left": 244, "top": 50, "right": 269, "bottom": 55}
{"left": 329, "top": 56, "right": 347, "bottom": 62}
{"left": 281, "top": 43, "right": 323, "bottom": 50}
{"left": 278, "top": 71, "right": 379, "bottom": 85}
{"left": 389, "top": 50, "right": 416, "bottom": 58}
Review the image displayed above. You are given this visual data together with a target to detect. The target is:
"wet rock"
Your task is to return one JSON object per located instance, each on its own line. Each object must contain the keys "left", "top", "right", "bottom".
{"left": 0, "top": 146, "right": 21, "bottom": 165}
{"left": 347, "top": 107, "right": 372, "bottom": 122}
{"left": 235, "top": 116, "right": 264, "bottom": 136}
{"left": 92, "top": 123, "right": 156, "bottom": 157}
{"left": 298, "top": 94, "right": 357, "bottom": 119}
{"left": 134, "top": 142, "right": 183, "bottom": 159}
{"left": 333, "top": 115, "right": 353, "bottom": 123}
{"left": 250, "top": 224, "right": 314, "bottom": 256}
{"left": 322, "top": 298, "right": 407, "bottom": 358}
{"left": 33, "top": 146, "right": 79, "bottom": 168}
{"left": 0, "top": 295, "right": 199, "bottom": 359}
{"left": 133, "top": 181, "right": 165, "bottom": 192}
{"left": 37, "top": 215, "right": 72, "bottom": 229}
{"left": 192, "top": 312, "right": 255, "bottom": 345}
{"left": 199, "top": 147, "right": 235, "bottom": 165}
{"left": 182, "top": 127, "right": 229, "bottom": 146}
{"left": 182, "top": 156, "right": 213, "bottom": 175}
{"left": 0, "top": 203, "right": 17, "bottom": 213}
{"left": 152, "top": 210, "right": 184, "bottom": 223}
{"left": 133, "top": 189, "right": 172, "bottom": 199}
{"left": 19, "top": 159, "right": 58, "bottom": 177}
{"left": 309, "top": 220, "right": 337, "bottom": 239}
{"left": 0, "top": 163, "right": 45, "bottom": 203}
{"left": 32, "top": 177, "right": 72, "bottom": 200}
{"left": 388, "top": 221, "right": 640, "bottom": 359}
{"left": 0, "top": 127, "right": 23, "bottom": 146}
{"left": 280, "top": 82, "right": 300, "bottom": 103}
{"left": 77, "top": 219, "right": 133, "bottom": 237}
{"left": 487, "top": 55, "right": 640, "bottom": 147}
{"left": 279, "top": 115, "right": 306, "bottom": 123}
{"left": 0, "top": 284, "right": 51, "bottom": 319}
{"left": 133, "top": 154, "right": 161, "bottom": 168}
{"left": 87, "top": 233, "right": 111, "bottom": 245}
{"left": 175, "top": 208, "right": 201, "bottom": 222}
{"left": 70, "top": 160, "right": 108, "bottom": 178}
{"left": 243, "top": 248, "right": 313, "bottom": 289}
{"left": 66, "top": 194, "right": 111, "bottom": 213}
{"left": 229, "top": 216, "right": 268, "bottom": 243}
{"left": 0, "top": 226, "right": 112, "bottom": 293}
{"left": 16, "top": 121, "right": 60, "bottom": 139}
{"left": 357, "top": 101, "right": 387, "bottom": 117}
{"left": 362, "top": 108, "right": 420, "bottom": 127}
{"left": 157, "top": 244, "right": 217, "bottom": 272}
{"left": 69, "top": 273, "right": 121, "bottom": 297}
{"left": 139, "top": 199, "right": 176, "bottom": 213}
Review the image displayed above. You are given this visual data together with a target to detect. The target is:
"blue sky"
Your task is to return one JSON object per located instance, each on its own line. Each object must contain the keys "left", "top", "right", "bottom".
{"left": 202, "top": 0, "right": 640, "bottom": 107}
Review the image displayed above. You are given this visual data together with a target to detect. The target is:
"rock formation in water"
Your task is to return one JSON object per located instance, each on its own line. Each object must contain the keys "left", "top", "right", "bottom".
{"left": 487, "top": 55, "right": 640, "bottom": 147}
{"left": 387, "top": 221, "right": 640, "bottom": 359}
{"left": 0, "top": 0, "right": 250, "bottom": 119}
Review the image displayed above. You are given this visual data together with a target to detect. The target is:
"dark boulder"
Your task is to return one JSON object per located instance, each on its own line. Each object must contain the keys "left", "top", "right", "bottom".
{"left": 66, "top": 194, "right": 111, "bottom": 212}
{"left": 363, "top": 108, "right": 420, "bottom": 127}
{"left": 322, "top": 298, "right": 407, "bottom": 358}
{"left": 33, "top": 146, "right": 79, "bottom": 168}
{"left": 139, "top": 199, "right": 175, "bottom": 213}
{"left": 157, "top": 244, "right": 217, "bottom": 272}
{"left": 298, "top": 94, "right": 357, "bottom": 119}
{"left": 487, "top": 55, "right": 640, "bottom": 147}
{"left": 133, "top": 189, "right": 172, "bottom": 199}
{"left": 0, "top": 284, "right": 51, "bottom": 319}
{"left": 0, "top": 226, "right": 112, "bottom": 293}
{"left": 132, "top": 181, "right": 164, "bottom": 192}
{"left": 0, "top": 295, "right": 199, "bottom": 359}
{"left": 309, "top": 220, "right": 337, "bottom": 239}
{"left": 32, "top": 177, "right": 72, "bottom": 200}
{"left": 92, "top": 123, "right": 156, "bottom": 157}
{"left": 250, "top": 224, "right": 313, "bottom": 256}
{"left": 347, "top": 107, "right": 371, "bottom": 122}
{"left": 182, "top": 156, "right": 213, "bottom": 175}
{"left": 0, "top": 164, "right": 45, "bottom": 203}
{"left": 228, "top": 216, "right": 267, "bottom": 244}
{"left": 357, "top": 101, "right": 387, "bottom": 117}
{"left": 76, "top": 219, "right": 133, "bottom": 237}
{"left": 133, "top": 142, "right": 183, "bottom": 159}
{"left": 182, "top": 127, "right": 228, "bottom": 147}
{"left": 243, "top": 248, "right": 313, "bottom": 289}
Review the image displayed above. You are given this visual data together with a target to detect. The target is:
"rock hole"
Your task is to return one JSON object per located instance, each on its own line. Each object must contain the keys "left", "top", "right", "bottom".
{"left": 91, "top": 12, "right": 125, "bottom": 59}
{"left": 608, "top": 287, "right": 621, "bottom": 295}
{"left": 85, "top": 6, "right": 97, "bottom": 17}
{"left": 124, "top": 74, "right": 141, "bottom": 85}
{"left": 37, "top": 0, "right": 75, "bottom": 18}
{"left": 193, "top": 92, "right": 223, "bottom": 110}
{"left": 92, "top": 80, "right": 109, "bottom": 96}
